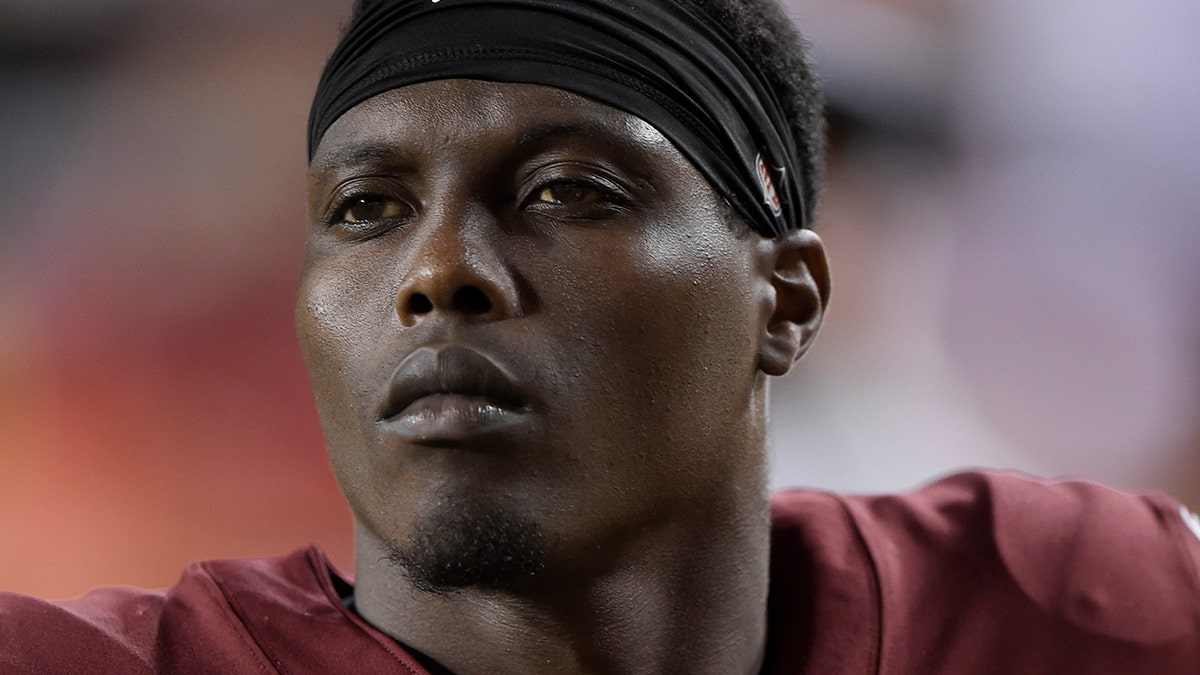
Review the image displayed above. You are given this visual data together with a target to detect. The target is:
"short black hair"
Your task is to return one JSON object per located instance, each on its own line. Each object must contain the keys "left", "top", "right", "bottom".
{"left": 344, "top": 0, "right": 825, "bottom": 229}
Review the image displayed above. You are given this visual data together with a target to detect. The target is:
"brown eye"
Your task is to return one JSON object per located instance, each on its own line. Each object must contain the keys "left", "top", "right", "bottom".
{"left": 536, "top": 183, "right": 600, "bottom": 205}
{"left": 341, "top": 196, "right": 406, "bottom": 223}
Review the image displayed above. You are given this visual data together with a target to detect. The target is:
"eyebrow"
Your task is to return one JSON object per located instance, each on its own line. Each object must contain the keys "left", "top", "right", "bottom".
{"left": 517, "top": 123, "right": 591, "bottom": 147}
{"left": 516, "top": 121, "right": 636, "bottom": 150}
{"left": 312, "top": 120, "right": 644, "bottom": 176}
{"left": 311, "top": 142, "right": 412, "bottom": 175}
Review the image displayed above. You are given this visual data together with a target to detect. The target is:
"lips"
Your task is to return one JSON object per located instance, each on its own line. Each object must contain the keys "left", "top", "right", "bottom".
{"left": 377, "top": 344, "right": 531, "bottom": 443}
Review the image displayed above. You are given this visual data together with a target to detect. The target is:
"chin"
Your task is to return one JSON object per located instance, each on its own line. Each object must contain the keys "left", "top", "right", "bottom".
{"left": 383, "top": 493, "right": 550, "bottom": 595}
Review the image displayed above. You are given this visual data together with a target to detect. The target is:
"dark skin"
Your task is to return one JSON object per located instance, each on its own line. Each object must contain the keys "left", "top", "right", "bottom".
{"left": 298, "top": 79, "right": 829, "bottom": 674}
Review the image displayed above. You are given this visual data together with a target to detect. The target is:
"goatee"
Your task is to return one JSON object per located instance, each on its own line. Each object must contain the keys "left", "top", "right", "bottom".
{"left": 386, "top": 497, "right": 549, "bottom": 595}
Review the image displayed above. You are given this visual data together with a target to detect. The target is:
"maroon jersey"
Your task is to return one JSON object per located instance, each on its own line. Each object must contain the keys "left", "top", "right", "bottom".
{"left": 4, "top": 471, "right": 1199, "bottom": 673}
{"left": 766, "top": 471, "right": 1200, "bottom": 672}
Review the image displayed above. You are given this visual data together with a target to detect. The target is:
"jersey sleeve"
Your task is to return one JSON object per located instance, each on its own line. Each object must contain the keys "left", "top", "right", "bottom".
{"left": 842, "top": 471, "right": 1200, "bottom": 674}
{"left": 0, "top": 560, "right": 276, "bottom": 673}
{"left": 986, "top": 474, "right": 1200, "bottom": 644}
{"left": 0, "top": 586, "right": 164, "bottom": 674}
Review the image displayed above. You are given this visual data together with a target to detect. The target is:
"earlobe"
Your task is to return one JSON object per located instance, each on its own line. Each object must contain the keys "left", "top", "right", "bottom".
{"left": 756, "top": 228, "right": 830, "bottom": 376}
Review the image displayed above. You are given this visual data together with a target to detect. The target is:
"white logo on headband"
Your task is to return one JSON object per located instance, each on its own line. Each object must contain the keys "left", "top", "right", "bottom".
{"left": 755, "top": 153, "right": 782, "bottom": 218}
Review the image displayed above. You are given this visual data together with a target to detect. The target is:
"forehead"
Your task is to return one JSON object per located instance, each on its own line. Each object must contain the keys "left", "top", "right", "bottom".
{"left": 309, "top": 79, "right": 685, "bottom": 177}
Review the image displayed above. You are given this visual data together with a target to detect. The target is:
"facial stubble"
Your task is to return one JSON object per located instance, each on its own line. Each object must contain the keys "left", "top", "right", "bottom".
{"left": 386, "top": 495, "right": 549, "bottom": 595}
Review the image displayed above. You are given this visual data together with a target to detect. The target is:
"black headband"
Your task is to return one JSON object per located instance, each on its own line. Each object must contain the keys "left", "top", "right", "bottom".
{"left": 308, "top": 0, "right": 806, "bottom": 235}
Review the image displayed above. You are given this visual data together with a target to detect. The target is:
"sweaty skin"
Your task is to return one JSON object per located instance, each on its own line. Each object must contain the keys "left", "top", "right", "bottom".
{"left": 298, "top": 79, "right": 828, "bottom": 674}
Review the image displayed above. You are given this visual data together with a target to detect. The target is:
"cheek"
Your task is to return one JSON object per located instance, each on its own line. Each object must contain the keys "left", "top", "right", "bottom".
{"left": 297, "top": 252, "right": 417, "bottom": 527}
{"left": 633, "top": 229, "right": 760, "bottom": 410}
{"left": 295, "top": 251, "right": 397, "bottom": 448}
{"left": 541, "top": 217, "right": 761, "bottom": 473}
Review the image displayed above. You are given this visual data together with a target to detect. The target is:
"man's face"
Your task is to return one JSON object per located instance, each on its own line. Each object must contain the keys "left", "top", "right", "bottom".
{"left": 299, "top": 80, "right": 772, "bottom": 588}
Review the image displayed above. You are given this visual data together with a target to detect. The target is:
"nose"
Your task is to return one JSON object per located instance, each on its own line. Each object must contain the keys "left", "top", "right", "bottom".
{"left": 394, "top": 203, "right": 522, "bottom": 327}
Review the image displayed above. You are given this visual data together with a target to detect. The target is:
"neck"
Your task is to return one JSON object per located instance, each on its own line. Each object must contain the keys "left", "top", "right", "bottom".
{"left": 352, "top": 487, "right": 772, "bottom": 675}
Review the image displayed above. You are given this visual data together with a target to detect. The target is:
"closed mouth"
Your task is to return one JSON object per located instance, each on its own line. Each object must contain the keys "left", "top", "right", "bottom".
{"left": 379, "top": 344, "right": 529, "bottom": 422}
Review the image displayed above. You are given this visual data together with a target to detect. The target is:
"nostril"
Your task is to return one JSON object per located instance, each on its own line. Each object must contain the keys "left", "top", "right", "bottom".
{"left": 452, "top": 286, "right": 493, "bottom": 315}
{"left": 407, "top": 292, "right": 434, "bottom": 315}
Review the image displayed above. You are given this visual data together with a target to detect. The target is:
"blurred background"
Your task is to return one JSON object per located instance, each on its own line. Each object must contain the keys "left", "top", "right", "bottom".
{"left": 1, "top": 0, "right": 1197, "bottom": 598}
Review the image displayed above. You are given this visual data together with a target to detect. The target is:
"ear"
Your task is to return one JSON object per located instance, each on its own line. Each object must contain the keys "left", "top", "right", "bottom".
{"left": 756, "top": 228, "right": 830, "bottom": 376}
